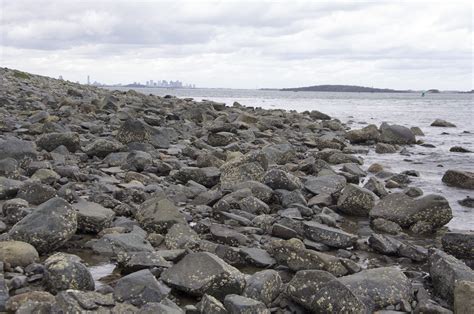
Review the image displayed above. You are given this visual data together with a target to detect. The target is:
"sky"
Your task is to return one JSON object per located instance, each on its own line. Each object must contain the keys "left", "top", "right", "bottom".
{"left": 1, "top": 0, "right": 473, "bottom": 90}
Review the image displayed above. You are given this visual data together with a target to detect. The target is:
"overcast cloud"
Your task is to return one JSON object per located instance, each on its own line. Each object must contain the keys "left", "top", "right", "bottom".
{"left": 1, "top": 0, "right": 472, "bottom": 89}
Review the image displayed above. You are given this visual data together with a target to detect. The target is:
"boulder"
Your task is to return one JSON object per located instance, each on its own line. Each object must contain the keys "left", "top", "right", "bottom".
{"left": 117, "top": 251, "right": 172, "bottom": 274}
{"left": 363, "top": 177, "right": 388, "bottom": 197}
{"left": 73, "top": 200, "right": 115, "bottom": 233}
{"left": 173, "top": 166, "right": 221, "bottom": 188}
{"left": 0, "top": 138, "right": 37, "bottom": 161}
{"left": 370, "top": 193, "right": 453, "bottom": 232}
{"left": 125, "top": 151, "right": 153, "bottom": 172}
{"left": 9, "top": 197, "right": 77, "bottom": 254}
{"left": 454, "top": 280, "right": 474, "bottom": 314}
{"left": 54, "top": 290, "right": 115, "bottom": 313}
{"left": 231, "top": 181, "right": 273, "bottom": 203}
{"left": 223, "top": 294, "right": 269, "bottom": 314}
{"left": 304, "top": 174, "right": 346, "bottom": 196}
{"left": 196, "top": 294, "right": 227, "bottom": 314}
{"left": 239, "top": 247, "right": 276, "bottom": 268}
{"left": 239, "top": 196, "right": 270, "bottom": 214}
{"left": 207, "top": 131, "right": 236, "bottom": 147}
{"left": 36, "top": 132, "right": 80, "bottom": 152}
{"left": 164, "top": 223, "right": 200, "bottom": 249}
{"left": 263, "top": 168, "right": 301, "bottom": 191}
{"left": 428, "top": 249, "right": 474, "bottom": 304}
{"left": 286, "top": 270, "right": 367, "bottom": 313}
{"left": 243, "top": 270, "right": 282, "bottom": 305}
{"left": 114, "top": 269, "right": 170, "bottom": 306}
{"left": 16, "top": 181, "right": 56, "bottom": 205}
{"left": 44, "top": 253, "right": 95, "bottom": 293}
{"left": 442, "top": 231, "right": 474, "bottom": 260}
{"left": 116, "top": 119, "right": 151, "bottom": 144}
{"left": 0, "top": 177, "right": 23, "bottom": 200}
{"left": 303, "top": 221, "right": 357, "bottom": 248}
{"left": 136, "top": 194, "right": 186, "bottom": 233}
{"left": 431, "top": 119, "right": 456, "bottom": 127}
{"left": 337, "top": 184, "right": 378, "bottom": 216}
{"left": 442, "top": 170, "right": 474, "bottom": 190}
{"left": 220, "top": 151, "right": 268, "bottom": 190}
{"left": 92, "top": 232, "right": 154, "bottom": 256}
{"left": 309, "top": 110, "right": 331, "bottom": 120}
{"left": 0, "top": 241, "right": 39, "bottom": 267}
{"left": 84, "top": 138, "right": 124, "bottom": 158}
{"left": 339, "top": 267, "right": 412, "bottom": 311}
{"left": 262, "top": 144, "right": 295, "bottom": 165}
{"left": 161, "top": 252, "right": 245, "bottom": 300}
{"left": 379, "top": 123, "right": 416, "bottom": 144}
{"left": 375, "top": 143, "right": 397, "bottom": 154}
{"left": 370, "top": 218, "right": 402, "bottom": 235}
{"left": 346, "top": 124, "right": 380, "bottom": 144}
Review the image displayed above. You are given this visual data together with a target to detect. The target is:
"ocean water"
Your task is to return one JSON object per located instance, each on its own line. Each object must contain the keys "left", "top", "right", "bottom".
{"left": 111, "top": 87, "right": 474, "bottom": 231}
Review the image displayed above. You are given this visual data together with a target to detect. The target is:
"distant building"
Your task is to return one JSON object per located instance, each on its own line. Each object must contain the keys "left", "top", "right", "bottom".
{"left": 87, "top": 75, "right": 90, "bottom": 85}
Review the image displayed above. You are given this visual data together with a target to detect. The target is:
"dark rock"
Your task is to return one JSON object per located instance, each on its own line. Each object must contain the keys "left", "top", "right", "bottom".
{"left": 370, "top": 218, "right": 402, "bottom": 235}
{"left": 303, "top": 221, "right": 357, "bottom": 248}
{"left": 459, "top": 196, "right": 474, "bottom": 208}
{"left": 84, "top": 138, "right": 124, "bottom": 158}
{"left": 223, "top": 294, "right": 269, "bottom": 314}
{"left": 73, "top": 199, "right": 115, "bottom": 233}
{"left": 431, "top": 119, "right": 456, "bottom": 127}
{"left": 210, "top": 224, "right": 249, "bottom": 247}
{"left": 220, "top": 152, "right": 268, "bottom": 190}
{"left": 116, "top": 119, "right": 151, "bottom": 144}
{"left": 263, "top": 168, "right": 301, "bottom": 191}
{"left": 346, "top": 124, "right": 380, "bottom": 144}
{"left": 161, "top": 252, "right": 246, "bottom": 299}
{"left": 309, "top": 110, "right": 331, "bottom": 120}
{"left": 262, "top": 144, "right": 295, "bottom": 165}
{"left": 239, "top": 247, "right": 275, "bottom": 268}
{"left": 0, "top": 177, "right": 23, "bottom": 200}
{"left": 9, "top": 197, "right": 77, "bottom": 254}
{"left": 17, "top": 181, "right": 56, "bottom": 205}
{"left": 442, "top": 170, "right": 474, "bottom": 190}
{"left": 428, "top": 248, "right": 474, "bottom": 304}
{"left": 304, "top": 174, "right": 346, "bottom": 196}
{"left": 442, "top": 231, "right": 474, "bottom": 260}
{"left": 196, "top": 294, "right": 227, "bottom": 314}
{"left": 164, "top": 223, "right": 200, "bottom": 249}
{"left": 44, "top": 253, "right": 95, "bottom": 293}
{"left": 136, "top": 194, "right": 186, "bottom": 233}
{"left": 368, "top": 233, "right": 401, "bottom": 255}
{"left": 208, "top": 131, "right": 236, "bottom": 147}
{"left": 114, "top": 269, "right": 170, "bottom": 306}
{"left": 379, "top": 123, "right": 416, "bottom": 144}
{"left": 173, "top": 166, "right": 220, "bottom": 188}
{"left": 243, "top": 269, "right": 282, "bottom": 305}
{"left": 376, "top": 143, "right": 397, "bottom": 154}
{"left": 0, "top": 138, "right": 37, "bottom": 161}
{"left": 363, "top": 177, "right": 388, "bottom": 197}
{"left": 91, "top": 231, "right": 154, "bottom": 256}
{"left": 117, "top": 251, "right": 172, "bottom": 273}
{"left": 337, "top": 184, "right": 378, "bottom": 216}
{"left": 36, "top": 132, "right": 80, "bottom": 152}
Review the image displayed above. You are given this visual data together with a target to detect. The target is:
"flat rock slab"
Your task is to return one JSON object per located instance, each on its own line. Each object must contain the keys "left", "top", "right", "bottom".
{"left": 303, "top": 221, "right": 357, "bottom": 249}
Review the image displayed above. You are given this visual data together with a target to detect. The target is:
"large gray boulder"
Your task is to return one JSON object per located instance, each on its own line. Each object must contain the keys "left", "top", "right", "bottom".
{"left": 379, "top": 123, "right": 416, "bottom": 144}
{"left": 0, "top": 241, "right": 39, "bottom": 267}
{"left": 84, "top": 138, "right": 124, "bottom": 158}
{"left": 303, "top": 221, "right": 357, "bottom": 248}
{"left": 304, "top": 174, "right": 346, "bottom": 196}
{"left": 113, "top": 269, "right": 170, "bottom": 306}
{"left": 135, "top": 194, "right": 186, "bottom": 233}
{"left": 339, "top": 267, "right": 412, "bottom": 311}
{"left": 172, "top": 166, "right": 221, "bottom": 188}
{"left": 44, "top": 253, "right": 95, "bottom": 294}
{"left": 263, "top": 168, "right": 301, "bottom": 191}
{"left": 0, "top": 177, "right": 23, "bottom": 200}
{"left": 73, "top": 200, "right": 115, "bottom": 233}
{"left": 220, "top": 151, "right": 268, "bottom": 190}
{"left": 116, "top": 118, "right": 151, "bottom": 144}
{"left": 442, "top": 231, "right": 474, "bottom": 260}
{"left": 36, "top": 132, "right": 80, "bottom": 152}
{"left": 91, "top": 231, "right": 154, "bottom": 257}
{"left": 370, "top": 193, "right": 453, "bottom": 232}
{"left": 286, "top": 270, "right": 368, "bottom": 313}
{"left": 346, "top": 124, "right": 380, "bottom": 144}
{"left": 442, "top": 170, "right": 474, "bottom": 190}
{"left": 223, "top": 294, "right": 269, "bottom": 314}
{"left": 262, "top": 143, "right": 295, "bottom": 165}
{"left": 16, "top": 181, "right": 56, "bottom": 205}
{"left": 337, "top": 184, "right": 379, "bottom": 216}
{"left": 0, "top": 139, "right": 37, "bottom": 161}
{"left": 431, "top": 119, "right": 456, "bottom": 127}
{"left": 243, "top": 270, "right": 282, "bottom": 306}
{"left": 161, "top": 252, "right": 246, "bottom": 300}
{"left": 429, "top": 249, "right": 474, "bottom": 304}
{"left": 9, "top": 197, "right": 77, "bottom": 254}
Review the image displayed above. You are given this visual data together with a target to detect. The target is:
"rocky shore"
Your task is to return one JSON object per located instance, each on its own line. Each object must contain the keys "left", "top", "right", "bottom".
{"left": 0, "top": 67, "right": 473, "bottom": 313}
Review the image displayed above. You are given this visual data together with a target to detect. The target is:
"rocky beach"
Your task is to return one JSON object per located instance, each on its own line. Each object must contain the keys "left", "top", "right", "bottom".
{"left": 0, "top": 67, "right": 473, "bottom": 313}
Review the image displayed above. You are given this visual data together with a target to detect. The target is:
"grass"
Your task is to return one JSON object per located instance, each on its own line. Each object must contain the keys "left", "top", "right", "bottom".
{"left": 13, "top": 70, "right": 30, "bottom": 80}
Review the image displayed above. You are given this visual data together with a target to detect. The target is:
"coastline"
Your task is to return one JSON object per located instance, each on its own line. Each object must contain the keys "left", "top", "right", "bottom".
{"left": 0, "top": 67, "right": 473, "bottom": 312}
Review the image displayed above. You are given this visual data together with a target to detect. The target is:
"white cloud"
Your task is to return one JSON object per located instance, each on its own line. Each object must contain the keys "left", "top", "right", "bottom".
{"left": 0, "top": 0, "right": 472, "bottom": 89}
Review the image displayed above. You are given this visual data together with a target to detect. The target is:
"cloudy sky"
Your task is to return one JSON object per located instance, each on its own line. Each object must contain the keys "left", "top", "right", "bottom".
{"left": 1, "top": 0, "right": 472, "bottom": 90}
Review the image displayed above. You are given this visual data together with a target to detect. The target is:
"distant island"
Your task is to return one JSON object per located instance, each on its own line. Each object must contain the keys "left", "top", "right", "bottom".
{"left": 280, "top": 84, "right": 410, "bottom": 93}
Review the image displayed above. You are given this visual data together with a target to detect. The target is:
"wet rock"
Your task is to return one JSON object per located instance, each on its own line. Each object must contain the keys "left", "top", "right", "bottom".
{"left": 442, "top": 231, "right": 474, "bottom": 260}
{"left": 9, "top": 197, "right": 77, "bottom": 254}
{"left": 404, "top": 186, "right": 423, "bottom": 197}
{"left": 262, "top": 143, "right": 295, "bottom": 165}
{"left": 0, "top": 177, "right": 23, "bottom": 200}
{"left": 450, "top": 146, "right": 471, "bottom": 153}
{"left": 239, "top": 247, "right": 275, "bottom": 267}
{"left": 376, "top": 143, "right": 397, "bottom": 154}
{"left": 17, "top": 181, "right": 56, "bottom": 205}
{"left": 411, "top": 126, "right": 425, "bottom": 136}
{"left": 379, "top": 123, "right": 416, "bottom": 145}
{"left": 370, "top": 218, "right": 402, "bottom": 235}
{"left": 368, "top": 233, "right": 401, "bottom": 255}
{"left": 309, "top": 110, "right": 331, "bottom": 120}
{"left": 73, "top": 199, "right": 115, "bottom": 233}
{"left": 114, "top": 269, "right": 170, "bottom": 306}
{"left": 337, "top": 184, "right": 378, "bottom": 216}
{"left": 269, "top": 238, "right": 348, "bottom": 276}
{"left": 0, "top": 138, "right": 37, "bottom": 161}
{"left": 429, "top": 248, "right": 474, "bottom": 304}
{"left": 304, "top": 174, "right": 346, "bottom": 196}
{"left": 346, "top": 124, "right": 380, "bottom": 144}
{"left": 286, "top": 270, "right": 368, "bottom": 313}
{"left": 161, "top": 252, "right": 246, "bottom": 300}
{"left": 210, "top": 224, "right": 249, "bottom": 247}
{"left": 339, "top": 267, "right": 413, "bottom": 311}
{"left": 91, "top": 231, "right": 154, "bottom": 256}
{"left": 2, "top": 199, "right": 31, "bottom": 225}
{"left": 220, "top": 152, "right": 267, "bottom": 190}
{"left": 458, "top": 196, "right": 474, "bottom": 208}
{"left": 84, "top": 138, "right": 124, "bottom": 158}
{"left": 0, "top": 241, "right": 39, "bottom": 267}
{"left": 363, "top": 177, "right": 388, "bottom": 197}
{"left": 196, "top": 294, "right": 227, "bottom": 314}
{"left": 36, "top": 132, "right": 80, "bottom": 152}
{"left": 370, "top": 193, "right": 452, "bottom": 232}
{"left": 442, "top": 170, "right": 474, "bottom": 190}
{"left": 303, "top": 221, "right": 357, "bottom": 248}
{"left": 173, "top": 166, "right": 220, "bottom": 188}
{"left": 263, "top": 168, "right": 301, "bottom": 191}
{"left": 368, "top": 163, "right": 384, "bottom": 173}
{"left": 117, "top": 251, "right": 172, "bottom": 274}
{"left": 243, "top": 269, "right": 282, "bottom": 305}
{"left": 136, "top": 194, "right": 186, "bottom": 233}
{"left": 223, "top": 294, "right": 269, "bottom": 314}
{"left": 44, "top": 252, "right": 95, "bottom": 293}
{"left": 431, "top": 119, "right": 456, "bottom": 127}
